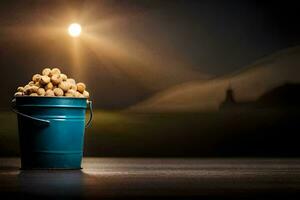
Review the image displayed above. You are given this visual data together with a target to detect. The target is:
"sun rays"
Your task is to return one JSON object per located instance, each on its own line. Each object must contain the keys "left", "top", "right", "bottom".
{"left": 0, "top": 2, "right": 205, "bottom": 91}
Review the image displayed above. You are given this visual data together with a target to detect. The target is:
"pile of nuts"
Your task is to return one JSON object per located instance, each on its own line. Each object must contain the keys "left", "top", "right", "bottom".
{"left": 14, "top": 68, "right": 89, "bottom": 98}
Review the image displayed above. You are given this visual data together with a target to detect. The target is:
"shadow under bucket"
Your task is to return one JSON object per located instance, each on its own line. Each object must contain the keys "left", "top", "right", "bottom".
{"left": 11, "top": 97, "right": 92, "bottom": 170}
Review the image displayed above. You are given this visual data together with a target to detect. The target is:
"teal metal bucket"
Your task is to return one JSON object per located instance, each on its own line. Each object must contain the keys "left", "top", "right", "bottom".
{"left": 11, "top": 97, "right": 93, "bottom": 170}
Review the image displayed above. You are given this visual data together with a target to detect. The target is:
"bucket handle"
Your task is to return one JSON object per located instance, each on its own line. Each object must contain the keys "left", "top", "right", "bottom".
{"left": 11, "top": 98, "right": 50, "bottom": 125}
{"left": 85, "top": 100, "right": 93, "bottom": 128}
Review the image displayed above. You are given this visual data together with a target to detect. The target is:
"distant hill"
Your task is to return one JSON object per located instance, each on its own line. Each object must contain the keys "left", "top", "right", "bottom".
{"left": 129, "top": 46, "right": 300, "bottom": 112}
{"left": 256, "top": 82, "right": 300, "bottom": 107}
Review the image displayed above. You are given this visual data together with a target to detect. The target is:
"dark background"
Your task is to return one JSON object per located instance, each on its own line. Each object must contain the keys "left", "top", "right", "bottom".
{"left": 0, "top": 0, "right": 300, "bottom": 157}
{"left": 0, "top": 0, "right": 299, "bottom": 108}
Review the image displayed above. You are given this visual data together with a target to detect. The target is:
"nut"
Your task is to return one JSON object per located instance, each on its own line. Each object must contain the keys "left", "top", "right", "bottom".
{"left": 67, "top": 89, "right": 77, "bottom": 94}
{"left": 32, "top": 74, "right": 42, "bottom": 82}
{"left": 23, "top": 85, "right": 31, "bottom": 94}
{"left": 37, "top": 88, "right": 45, "bottom": 96}
{"left": 14, "top": 92, "right": 23, "bottom": 96}
{"left": 58, "top": 81, "right": 71, "bottom": 92}
{"left": 51, "top": 68, "right": 61, "bottom": 76}
{"left": 83, "top": 90, "right": 89, "bottom": 98}
{"left": 76, "top": 82, "right": 86, "bottom": 93}
{"left": 75, "top": 91, "right": 84, "bottom": 97}
{"left": 70, "top": 84, "right": 77, "bottom": 91}
{"left": 35, "top": 82, "right": 41, "bottom": 87}
{"left": 67, "top": 89, "right": 77, "bottom": 95}
{"left": 60, "top": 74, "right": 67, "bottom": 81}
{"left": 17, "top": 87, "right": 24, "bottom": 92}
{"left": 65, "top": 92, "right": 74, "bottom": 97}
{"left": 40, "top": 76, "right": 50, "bottom": 85}
{"left": 42, "top": 68, "right": 51, "bottom": 76}
{"left": 66, "top": 78, "right": 76, "bottom": 85}
{"left": 53, "top": 88, "right": 64, "bottom": 96}
{"left": 51, "top": 74, "right": 62, "bottom": 85}
{"left": 30, "top": 93, "right": 38, "bottom": 96}
{"left": 45, "top": 82, "right": 53, "bottom": 90}
{"left": 45, "top": 89, "right": 55, "bottom": 96}
{"left": 24, "top": 86, "right": 36, "bottom": 95}
{"left": 31, "top": 86, "right": 39, "bottom": 93}
{"left": 24, "top": 88, "right": 31, "bottom": 95}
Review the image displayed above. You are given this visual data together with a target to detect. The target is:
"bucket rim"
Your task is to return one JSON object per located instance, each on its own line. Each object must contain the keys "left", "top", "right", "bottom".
{"left": 14, "top": 96, "right": 88, "bottom": 99}
{"left": 12, "top": 96, "right": 91, "bottom": 109}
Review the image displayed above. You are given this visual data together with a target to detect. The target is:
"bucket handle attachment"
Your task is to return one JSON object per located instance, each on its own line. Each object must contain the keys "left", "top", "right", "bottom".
{"left": 85, "top": 100, "right": 93, "bottom": 128}
{"left": 11, "top": 98, "right": 50, "bottom": 125}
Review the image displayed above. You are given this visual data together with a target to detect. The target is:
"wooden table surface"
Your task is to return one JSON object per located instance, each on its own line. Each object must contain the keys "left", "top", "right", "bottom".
{"left": 1, "top": 158, "right": 300, "bottom": 199}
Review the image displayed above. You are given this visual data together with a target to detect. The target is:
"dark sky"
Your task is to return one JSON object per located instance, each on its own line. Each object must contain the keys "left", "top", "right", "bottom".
{"left": 0, "top": 0, "right": 299, "bottom": 108}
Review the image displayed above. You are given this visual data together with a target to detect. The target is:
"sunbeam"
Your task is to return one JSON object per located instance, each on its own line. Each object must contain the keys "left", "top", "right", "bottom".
{"left": 80, "top": 31, "right": 206, "bottom": 91}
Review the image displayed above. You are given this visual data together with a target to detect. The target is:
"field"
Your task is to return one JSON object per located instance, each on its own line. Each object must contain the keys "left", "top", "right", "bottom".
{"left": 1, "top": 108, "right": 300, "bottom": 157}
